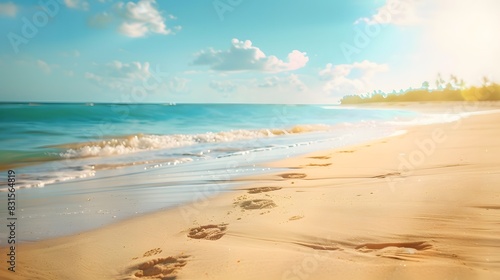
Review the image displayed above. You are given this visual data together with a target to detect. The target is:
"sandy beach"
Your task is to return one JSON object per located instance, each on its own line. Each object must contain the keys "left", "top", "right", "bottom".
{"left": 2, "top": 107, "right": 500, "bottom": 280}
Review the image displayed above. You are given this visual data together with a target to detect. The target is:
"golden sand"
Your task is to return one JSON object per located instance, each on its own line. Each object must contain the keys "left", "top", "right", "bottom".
{"left": 2, "top": 109, "right": 500, "bottom": 280}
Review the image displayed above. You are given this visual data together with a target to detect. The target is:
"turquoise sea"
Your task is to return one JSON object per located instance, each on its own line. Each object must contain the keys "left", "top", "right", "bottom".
{"left": 0, "top": 103, "right": 439, "bottom": 241}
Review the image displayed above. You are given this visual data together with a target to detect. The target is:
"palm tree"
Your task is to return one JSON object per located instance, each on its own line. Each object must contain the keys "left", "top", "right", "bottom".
{"left": 421, "top": 81, "right": 430, "bottom": 90}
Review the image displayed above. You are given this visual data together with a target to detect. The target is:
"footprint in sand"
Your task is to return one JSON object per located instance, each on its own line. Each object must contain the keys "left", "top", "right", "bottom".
{"left": 305, "top": 163, "right": 331, "bottom": 167}
{"left": 293, "top": 241, "right": 341, "bottom": 251}
{"left": 237, "top": 199, "right": 277, "bottom": 210}
{"left": 372, "top": 172, "right": 401, "bottom": 179}
{"left": 247, "top": 186, "right": 282, "bottom": 194}
{"left": 143, "top": 248, "right": 163, "bottom": 257}
{"left": 308, "top": 156, "right": 330, "bottom": 160}
{"left": 134, "top": 255, "right": 189, "bottom": 279}
{"left": 280, "top": 173, "right": 307, "bottom": 179}
{"left": 355, "top": 241, "right": 432, "bottom": 251}
{"left": 355, "top": 241, "right": 432, "bottom": 260}
{"left": 188, "top": 224, "right": 228, "bottom": 240}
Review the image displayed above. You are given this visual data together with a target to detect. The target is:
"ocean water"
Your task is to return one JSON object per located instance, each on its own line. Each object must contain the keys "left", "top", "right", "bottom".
{"left": 0, "top": 103, "right": 421, "bottom": 189}
{"left": 0, "top": 103, "right": 433, "bottom": 241}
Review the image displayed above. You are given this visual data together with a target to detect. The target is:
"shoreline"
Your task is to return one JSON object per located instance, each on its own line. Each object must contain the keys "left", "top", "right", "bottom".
{"left": 2, "top": 109, "right": 500, "bottom": 279}
{"left": 2, "top": 120, "right": 401, "bottom": 242}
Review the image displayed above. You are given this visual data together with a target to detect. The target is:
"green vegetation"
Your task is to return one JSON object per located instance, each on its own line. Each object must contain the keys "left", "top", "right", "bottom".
{"left": 340, "top": 75, "right": 500, "bottom": 104}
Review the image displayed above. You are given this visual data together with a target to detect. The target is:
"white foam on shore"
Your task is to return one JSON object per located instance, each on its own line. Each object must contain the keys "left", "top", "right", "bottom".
{"left": 56, "top": 125, "right": 331, "bottom": 159}
{"left": 0, "top": 167, "right": 96, "bottom": 191}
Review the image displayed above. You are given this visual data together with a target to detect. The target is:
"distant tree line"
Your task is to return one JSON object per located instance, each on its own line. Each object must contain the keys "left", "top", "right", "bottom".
{"left": 340, "top": 75, "right": 500, "bottom": 104}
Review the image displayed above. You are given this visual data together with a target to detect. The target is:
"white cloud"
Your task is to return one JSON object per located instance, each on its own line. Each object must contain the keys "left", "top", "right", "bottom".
{"left": 64, "top": 0, "right": 89, "bottom": 11}
{"left": 85, "top": 61, "right": 151, "bottom": 90}
{"left": 119, "top": 22, "right": 149, "bottom": 37}
{"left": 37, "top": 60, "right": 52, "bottom": 74}
{"left": 355, "top": 0, "right": 420, "bottom": 26}
{"left": 115, "top": 0, "right": 175, "bottom": 37}
{"left": 193, "top": 39, "right": 309, "bottom": 73}
{"left": 209, "top": 80, "right": 237, "bottom": 93}
{"left": 320, "top": 60, "right": 388, "bottom": 96}
{"left": 167, "top": 77, "right": 189, "bottom": 93}
{"left": 258, "top": 74, "right": 307, "bottom": 92}
{"left": 258, "top": 76, "right": 280, "bottom": 88}
{"left": 0, "top": 2, "right": 17, "bottom": 17}
{"left": 288, "top": 74, "right": 308, "bottom": 92}
{"left": 106, "top": 61, "right": 151, "bottom": 79}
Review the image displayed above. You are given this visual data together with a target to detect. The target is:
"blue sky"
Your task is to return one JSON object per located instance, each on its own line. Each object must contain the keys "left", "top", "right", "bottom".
{"left": 0, "top": 0, "right": 499, "bottom": 103}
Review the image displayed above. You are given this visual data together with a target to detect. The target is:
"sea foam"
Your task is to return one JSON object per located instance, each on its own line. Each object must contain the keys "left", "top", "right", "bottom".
{"left": 57, "top": 125, "right": 330, "bottom": 159}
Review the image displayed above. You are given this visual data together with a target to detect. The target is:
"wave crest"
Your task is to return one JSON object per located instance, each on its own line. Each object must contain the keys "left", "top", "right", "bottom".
{"left": 56, "top": 124, "right": 330, "bottom": 159}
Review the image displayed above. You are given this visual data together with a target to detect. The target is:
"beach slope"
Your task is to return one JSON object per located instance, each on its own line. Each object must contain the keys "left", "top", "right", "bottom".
{"left": 2, "top": 111, "right": 500, "bottom": 280}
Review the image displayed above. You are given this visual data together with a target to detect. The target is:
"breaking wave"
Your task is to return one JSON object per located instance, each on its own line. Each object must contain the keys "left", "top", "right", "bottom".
{"left": 55, "top": 124, "right": 331, "bottom": 159}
